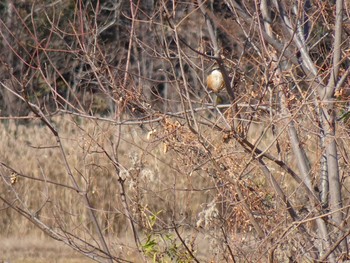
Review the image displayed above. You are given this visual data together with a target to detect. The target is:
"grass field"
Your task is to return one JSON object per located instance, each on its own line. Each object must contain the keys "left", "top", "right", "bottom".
{"left": 0, "top": 116, "right": 217, "bottom": 262}
{"left": 0, "top": 236, "right": 94, "bottom": 263}
{"left": 2, "top": 113, "right": 349, "bottom": 262}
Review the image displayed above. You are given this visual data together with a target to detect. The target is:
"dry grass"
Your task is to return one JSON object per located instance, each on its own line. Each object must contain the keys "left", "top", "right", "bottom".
{"left": 0, "top": 115, "right": 212, "bottom": 228}
{"left": 0, "top": 115, "right": 216, "bottom": 261}
{"left": 0, "top": 234, "right": 94, "bottom": 263}
{"left": 2, "top": 112, "right": 349, "bottom": 261}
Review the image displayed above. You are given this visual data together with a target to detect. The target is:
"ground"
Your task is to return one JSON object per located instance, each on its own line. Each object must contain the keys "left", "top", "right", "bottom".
{"left": 0, "top": 236, "right": 94, "bottom": 263}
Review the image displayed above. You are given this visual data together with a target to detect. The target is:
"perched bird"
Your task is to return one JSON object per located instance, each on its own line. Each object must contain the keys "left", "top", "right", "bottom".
{"left": 207, "top": 68, "right": 224, "bottom": 93}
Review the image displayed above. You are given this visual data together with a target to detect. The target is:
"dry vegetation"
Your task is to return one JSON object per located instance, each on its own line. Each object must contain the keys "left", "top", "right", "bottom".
{"left": 1, "top": 0, "right": 350, "bottom": 262}
{"left": 1, "top": 234, "right": 94, "bottom": 263}
{"left": 0, "top": 115, "right": 219, "bottom": 261}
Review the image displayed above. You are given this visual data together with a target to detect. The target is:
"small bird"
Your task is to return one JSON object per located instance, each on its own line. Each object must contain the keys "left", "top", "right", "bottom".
{"left": 207, "top": 68, "right": 224, "bottom": 93}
